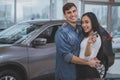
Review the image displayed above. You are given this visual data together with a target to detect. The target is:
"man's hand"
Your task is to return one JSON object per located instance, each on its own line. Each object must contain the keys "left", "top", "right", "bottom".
{"left": 87, "top": 58, "right": 100, "bottom": 68}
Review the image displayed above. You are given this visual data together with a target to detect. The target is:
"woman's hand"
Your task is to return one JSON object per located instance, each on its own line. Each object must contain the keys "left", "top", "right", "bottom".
{"left": 88, "top": 35, "right": 97, "bottom": 44}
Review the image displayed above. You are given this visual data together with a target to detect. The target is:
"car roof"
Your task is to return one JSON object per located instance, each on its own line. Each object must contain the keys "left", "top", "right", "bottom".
{"left": 17, "top": 19, "right": 81, "bottom": 26}
{"left": 17, "top": 20, "right": 65, "bottom": 25}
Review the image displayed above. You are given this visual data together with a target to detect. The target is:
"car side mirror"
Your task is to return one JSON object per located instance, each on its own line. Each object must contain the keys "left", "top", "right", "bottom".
{"left": 32, "top": 38, "right": 47, "bottom": 47}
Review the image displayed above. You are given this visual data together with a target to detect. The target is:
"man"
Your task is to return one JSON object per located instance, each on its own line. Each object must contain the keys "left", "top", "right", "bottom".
{"left": 55, "top": 3, "right": 100, "bottom": 80}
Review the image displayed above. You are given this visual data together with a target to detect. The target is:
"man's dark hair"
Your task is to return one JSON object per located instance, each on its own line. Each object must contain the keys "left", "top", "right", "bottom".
{"left": 63, "top": 3, "right": 77, "bottom": 14}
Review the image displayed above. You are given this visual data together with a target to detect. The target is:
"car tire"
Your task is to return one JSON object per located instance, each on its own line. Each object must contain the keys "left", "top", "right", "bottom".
{"left": 97, "top": 64, "right": 107, "bottom": 78}
{"left": 0, "top": 69, "right": 23, "bottom": 80}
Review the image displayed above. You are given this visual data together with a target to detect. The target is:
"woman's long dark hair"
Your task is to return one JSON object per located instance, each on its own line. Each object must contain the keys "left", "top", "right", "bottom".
{"left": 81, "top": 12, "right": 100, "bottom": 37}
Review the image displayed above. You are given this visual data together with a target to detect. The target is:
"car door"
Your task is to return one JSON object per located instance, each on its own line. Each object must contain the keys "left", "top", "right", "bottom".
{"left": 28, "top": 25, "right": 59, "bottom": 79}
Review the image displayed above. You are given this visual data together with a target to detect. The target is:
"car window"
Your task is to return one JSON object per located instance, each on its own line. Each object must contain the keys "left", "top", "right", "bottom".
{"left": 38, "top": 25, "right": 60, "bottom": 43}
{"left": 40, "top": 27, "right": 53, "bottom": 37}
{"left": 0, "top": 23, "right": 37, "bottom": 44}
{"left": 31, "top": 25, "right": 60, "bottom": 48}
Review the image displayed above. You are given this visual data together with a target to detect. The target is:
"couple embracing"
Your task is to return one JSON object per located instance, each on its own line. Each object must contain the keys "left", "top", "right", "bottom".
{"left": 55, "top": 2, "right": 113, "bottom": 80}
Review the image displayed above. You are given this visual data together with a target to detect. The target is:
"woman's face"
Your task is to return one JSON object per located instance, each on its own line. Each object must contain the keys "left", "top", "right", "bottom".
{"left": 81, "top": 15, "right": 93, "bottom": 33}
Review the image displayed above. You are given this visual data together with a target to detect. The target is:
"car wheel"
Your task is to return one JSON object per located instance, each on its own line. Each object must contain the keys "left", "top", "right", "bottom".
{"left": 0, "top": 69, "right": 23, "bottom": 80}
{"left": 96, "top": 64, "right": 107, "bottom": 78}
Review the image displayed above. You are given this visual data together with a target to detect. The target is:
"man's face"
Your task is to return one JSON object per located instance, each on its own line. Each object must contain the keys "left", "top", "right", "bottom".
{"left": 64, "top": 6, "right": 78, "bottom": 24}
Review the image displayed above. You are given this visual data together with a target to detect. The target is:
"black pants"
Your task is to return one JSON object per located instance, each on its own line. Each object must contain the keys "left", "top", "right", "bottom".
{"left": 76, "top": 65, "right": 100, "bottom": 80}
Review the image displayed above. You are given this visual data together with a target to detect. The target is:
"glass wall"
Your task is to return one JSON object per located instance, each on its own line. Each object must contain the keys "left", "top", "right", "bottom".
{"left": 83, "top": 0, "right": 109, "bottom": 2}
{"left": 16, "top": 0, "right": 50, "bottom": 21}
{"left": 0, "top": 0, "right": 82, "bottom": 30}
{"left": 52, "top": 0, "right": 64, "bottom": 20}
{"left": 0, "top": 0, "right": 119, "bottom": 32}
{"left": 111, "top": 6, "right": 120, "bottom": 53}
{"left": 112, "top": 6, "right": 120, "bottom": 36}
{"left": 115, "top": 0, "right": 120, "bottom": 2}
{"left": 0, "top": 0, "right": 14, "bottom": 30}
{"left": 0, "top": 0, "right": 69, "bottom": 30}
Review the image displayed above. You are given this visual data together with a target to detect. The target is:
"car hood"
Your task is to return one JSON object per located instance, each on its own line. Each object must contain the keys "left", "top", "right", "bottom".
{"left": 0, "top": 44, "right": 12, "bottom": 47}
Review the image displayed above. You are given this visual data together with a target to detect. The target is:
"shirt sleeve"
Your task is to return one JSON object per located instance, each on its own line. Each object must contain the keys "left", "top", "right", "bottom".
{"left": 55, "top": 28, "right": 73, "bottom": 63}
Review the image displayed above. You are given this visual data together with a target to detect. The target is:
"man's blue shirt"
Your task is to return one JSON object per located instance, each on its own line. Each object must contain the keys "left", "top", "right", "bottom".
{"left": 55, "top": 23, "right": 83, "bottom": 80}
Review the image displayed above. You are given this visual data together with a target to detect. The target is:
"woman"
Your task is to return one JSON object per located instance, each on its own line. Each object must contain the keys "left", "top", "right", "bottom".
{"left": 77, "top": 12, "right": 106, "bottom": 79}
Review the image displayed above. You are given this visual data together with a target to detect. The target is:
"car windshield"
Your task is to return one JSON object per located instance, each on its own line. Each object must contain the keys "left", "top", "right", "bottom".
{"left": 0, "top": 22, "right": 36, "bottom": 44}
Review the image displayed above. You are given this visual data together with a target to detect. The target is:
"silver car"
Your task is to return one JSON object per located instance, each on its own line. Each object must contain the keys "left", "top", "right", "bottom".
{"left": 0, "top": 20, "right": 114, "bottom": 80}
{"left": 0, "top": 20, "right": 66, "bottom": 80}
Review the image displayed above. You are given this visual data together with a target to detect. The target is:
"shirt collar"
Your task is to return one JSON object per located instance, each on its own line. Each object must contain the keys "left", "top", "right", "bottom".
{"left": 66, "top": 22, "right": 77, "bottom": 31}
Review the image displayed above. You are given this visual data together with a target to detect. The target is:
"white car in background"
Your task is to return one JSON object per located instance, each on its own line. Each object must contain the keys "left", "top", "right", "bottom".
{"left": 112, "top": 33, "right": 120, "bottom": 53}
